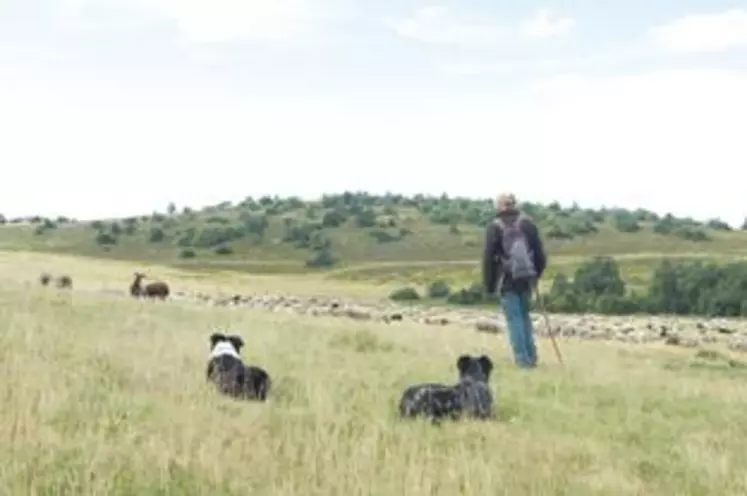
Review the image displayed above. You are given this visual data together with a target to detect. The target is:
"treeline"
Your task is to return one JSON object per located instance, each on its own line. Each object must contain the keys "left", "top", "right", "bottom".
{"left": 6, "top": 191, "right": 746, "bottom": 266}
{"left": 390, "top": 257, "right": 747, "bottom": 318}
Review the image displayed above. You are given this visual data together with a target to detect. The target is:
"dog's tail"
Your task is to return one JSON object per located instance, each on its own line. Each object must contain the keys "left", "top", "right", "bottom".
{"left": 257, "top": 374, "right": 271, "bottom": 401}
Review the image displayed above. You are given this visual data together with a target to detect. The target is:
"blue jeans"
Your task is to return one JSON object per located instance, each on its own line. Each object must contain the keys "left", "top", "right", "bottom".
{"left": 500, "top": 290, "right": 538, "bottom": 368}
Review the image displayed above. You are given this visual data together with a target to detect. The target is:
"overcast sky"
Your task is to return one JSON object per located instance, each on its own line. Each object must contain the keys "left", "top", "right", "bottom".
{"left": 1, "top": 1, "right": 746, "bottom": 224}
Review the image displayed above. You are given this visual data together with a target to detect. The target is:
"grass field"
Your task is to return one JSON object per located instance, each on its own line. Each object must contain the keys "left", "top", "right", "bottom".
{"left": 2, "top": 252, "right": 747, "bottom": 494}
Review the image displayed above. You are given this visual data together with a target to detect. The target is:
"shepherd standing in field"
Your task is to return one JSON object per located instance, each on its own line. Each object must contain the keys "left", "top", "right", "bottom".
{"left": 482, "top": 193, "right": 547, "bottom": 369}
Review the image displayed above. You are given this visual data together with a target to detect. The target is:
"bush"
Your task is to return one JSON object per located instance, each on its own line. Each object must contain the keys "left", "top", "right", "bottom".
{"left": 179, "top": 248, "right": 196, "bottom": 259}
{"left": 368, "top": 229, "right": 400, "bottom": 243}
{"left": 283, "top": 221, "right": 323, "bottom": 249}
{"left": 322, "top": 209, "right": 347, "bottom": 228}
{"left": 446, "top": 283, "right": 487, "bottom": 306}
{"left": 193, "top": 226, "right": 245, "bottom": 248}
{"left": 306, "top": 248, "right": 338, "bottom": 268}
{"left": 546, "top": 223, "right": 576, "bottom": 240}
{"left": 95, "top": 232, "right": 117, "bottom": 245}
{"left": 707, "top": 218, "right": 732, "bottom": 231}
{"left": 573, "top": 256, "right": 626, "bottom": 298}
{"left": 544, "top": 273, "right": 581, "bottom": 313}
{"left": 673, "top": 226, "right": 710, "bottom": 242}
{"left": 240, "top": 213, "right": 268, "bottom": 238}
{"left": 355, "top": 209, "right": 377, "bottom": 228}
{"left": 427, "top": 280, "right": 452, "bottom": 298}
{"left": 545, "top": 258, "right": 747, "bottom": 317}
{"left": 389, "top": 287, "right": 420, "bottom": 302}
{"left": 214, "top": 244, "right": 233, "bottom": 255}
{"left": 612, "top": 211, "right": 641, "bottom": 233}
{"left": 149, "top": 227, "right": 166, "bottom": 243}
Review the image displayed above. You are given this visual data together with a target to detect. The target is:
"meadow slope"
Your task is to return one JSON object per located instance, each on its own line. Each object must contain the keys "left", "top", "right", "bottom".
{"left": 2, "top": 252, "right": 747, "bottom": 494}
{"left": 2, "top": 193, "right": 746, "bottom": 289}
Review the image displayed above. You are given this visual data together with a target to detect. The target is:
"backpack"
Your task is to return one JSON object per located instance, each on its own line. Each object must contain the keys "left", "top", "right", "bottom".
{"left": 494, "top": 214, "right": 537, "bottom": 281}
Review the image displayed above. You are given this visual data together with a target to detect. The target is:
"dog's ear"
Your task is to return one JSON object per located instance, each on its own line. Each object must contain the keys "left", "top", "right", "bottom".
{"left": 478, "top": 355, "right": 493, "bottom": 379}
{"left": 209, "top": 332, "right": 225, "bottom": 349}
{"left": 228, "top": 335, "right": 244, "bottom": 353}
{"left": 457, "top": 355, "right": 471, "bottom": 374}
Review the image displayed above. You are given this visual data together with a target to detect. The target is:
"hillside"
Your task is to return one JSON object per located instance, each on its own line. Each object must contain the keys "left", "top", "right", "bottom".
{"left": 1, "top": 192, "right": 746, "bottom": 289}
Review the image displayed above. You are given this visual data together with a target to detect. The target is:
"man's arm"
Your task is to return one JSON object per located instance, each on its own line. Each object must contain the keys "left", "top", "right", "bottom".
{"left": 524, "top": 219, "right": 547, "bottom": 277}
{"left": 482, "top": 221, "right": 501, "bottom": 294}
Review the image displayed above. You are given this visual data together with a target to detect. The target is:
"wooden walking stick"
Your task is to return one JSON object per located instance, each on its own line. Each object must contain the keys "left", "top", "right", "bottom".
{"left": 533, "top": 284, "right": 564, "bottom": 365}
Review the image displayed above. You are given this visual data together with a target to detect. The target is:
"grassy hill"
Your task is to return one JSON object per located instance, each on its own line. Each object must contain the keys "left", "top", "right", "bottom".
{"left": 1, "top": 192, "right": 746, "bottom": 289}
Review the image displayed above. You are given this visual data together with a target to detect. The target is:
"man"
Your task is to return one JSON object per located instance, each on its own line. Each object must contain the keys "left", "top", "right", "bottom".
{"left": 482, "top": 193, "right": 547, "bottom": 369}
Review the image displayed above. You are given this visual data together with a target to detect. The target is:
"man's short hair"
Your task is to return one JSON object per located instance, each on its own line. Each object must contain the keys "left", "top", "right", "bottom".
{"left": 496, "top": 193, "right": 518, "bottom": 212}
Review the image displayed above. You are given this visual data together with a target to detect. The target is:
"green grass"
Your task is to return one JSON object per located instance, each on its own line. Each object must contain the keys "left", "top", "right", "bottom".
{"left": 2, "top": 253, "right": 747, "bottom": 494}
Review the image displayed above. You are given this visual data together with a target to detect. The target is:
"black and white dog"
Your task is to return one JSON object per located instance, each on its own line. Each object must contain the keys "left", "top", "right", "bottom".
{"left": 206, "top": 332, "right": 271, "bottom": 401}
{"left": 398, "top": 354, "right": 495, "bottom": 423}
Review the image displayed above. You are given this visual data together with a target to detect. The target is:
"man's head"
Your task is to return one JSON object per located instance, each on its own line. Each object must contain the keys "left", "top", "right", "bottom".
{"left": 496, "top": 193, "right": 518, "bottom": 213}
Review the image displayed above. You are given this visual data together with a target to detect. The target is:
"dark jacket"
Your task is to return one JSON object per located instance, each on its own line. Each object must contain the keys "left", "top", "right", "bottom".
{"left": 482, "top": 209, "right": 547, "bottom": 295}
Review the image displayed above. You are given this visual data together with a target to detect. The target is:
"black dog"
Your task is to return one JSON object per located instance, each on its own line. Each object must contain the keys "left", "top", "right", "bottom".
{"left": 399, "top": 354, "right": 495, "bottom": 423}
{"left": 206, "top": 332, "right": 271, "bottom": 401}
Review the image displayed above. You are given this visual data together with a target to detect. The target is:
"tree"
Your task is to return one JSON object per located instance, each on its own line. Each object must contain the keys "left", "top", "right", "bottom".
{"left": 149, "top": 227, "right": 166, "bottom": 243}
{"left": 355, "top": 208, "right": 377, "bottom": 228}
{"left": 572, "top": 256, "right": 626, "bottom": 299}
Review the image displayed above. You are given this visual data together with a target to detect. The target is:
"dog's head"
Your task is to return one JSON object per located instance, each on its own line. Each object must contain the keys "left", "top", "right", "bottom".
{"left": 456, "top": 354, "right": 493, "bottom": 383}
{"left": 209, "top": 332, "right": 244, "bottom": 356}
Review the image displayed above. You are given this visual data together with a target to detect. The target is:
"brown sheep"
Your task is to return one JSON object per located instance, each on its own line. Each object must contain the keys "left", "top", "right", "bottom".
{"left": 130, "top": 272, "right": 170, "bottom": 300}
{"left": 55, "top": 274, "right": 73, "bottom": 289}
{"left": 39, "top": 272, "right": 52, "bottom": 286}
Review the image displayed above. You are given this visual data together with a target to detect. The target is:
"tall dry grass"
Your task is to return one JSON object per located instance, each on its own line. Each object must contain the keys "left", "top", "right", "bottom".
{"left": 2, "top": 253, "right": 747, "bottom": 494}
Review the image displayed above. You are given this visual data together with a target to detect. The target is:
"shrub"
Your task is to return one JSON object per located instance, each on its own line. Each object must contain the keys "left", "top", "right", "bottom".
{"left": 306, "top": 248, "right": 338, "bottom": 268}
{"left": 179, "top": 248, "right": 196, "bottom": 259}
{"left": 322, "top": 209, "right": 347, "bottom": 228}
{"left": 389, "top": 287, "right": 420, "bottom": 302}
{"left": 193, "top": 226, "right": 245, "bottom": 248}
{"left": 214, "top": 244, "right": 233, "bottom": 255}
{"left": 95, "top": 232, "right": 117, "bottom": 245}
{"left": 544, "top": 258, "right": 747, "bottom": 317}
{"left": 673, "top": 227, "right": 710, "bottom": 242}
{"left": 573, "top": 256, "right": 626, "bottom": 298}
{"left": 149, "top": 227, "right": 166, "bottom": 243}
{"left": 612, "top": 211, "right": 641, "bottom": 233}
{"left": 355, "top": 209, "right": 377, "bottom": 228}
{"left": 446, "top": 284, "right": 487, "bottom": 306}
{"left": 546, "top": 223, "right": 575, "bottom": 240}
{"left": 368, "top": 229, "right": 400, "bottom": 243}
{"left": 707, "top": 218, "right": 732, "bottom": 231}
{"left": 427, "top": 280, "right": 451, "bottom": 298}
{"left": 206, "top": 216, "right": 230, "bottom": 225}
{"left": 239, "top": 213, "right": 268, "bottom": 237}
{"left": 283, "top": 221, "right": 323, "bottom": 249}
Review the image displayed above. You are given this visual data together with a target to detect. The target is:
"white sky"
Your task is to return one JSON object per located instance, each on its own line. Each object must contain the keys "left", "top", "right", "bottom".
{"left": 1, "top": 2, "right": 746, "bottom": 225}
